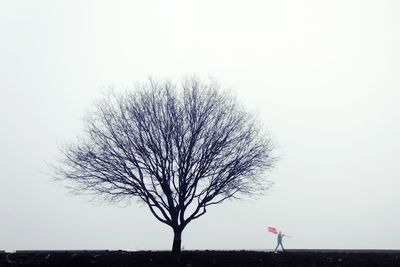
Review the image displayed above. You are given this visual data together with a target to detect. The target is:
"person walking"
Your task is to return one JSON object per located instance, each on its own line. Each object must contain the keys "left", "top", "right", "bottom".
{"left": 274, "top": 230, "right": 285, "bottom": 253}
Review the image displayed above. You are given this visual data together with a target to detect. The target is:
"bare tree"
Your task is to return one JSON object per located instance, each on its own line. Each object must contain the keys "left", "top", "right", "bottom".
{"left": 54, "top": 77, "right": 275, "bottom": 254}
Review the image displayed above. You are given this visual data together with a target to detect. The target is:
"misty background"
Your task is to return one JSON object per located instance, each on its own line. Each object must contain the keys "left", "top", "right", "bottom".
{"left": 1, "top": 1, "right": 399, "bottom": 251}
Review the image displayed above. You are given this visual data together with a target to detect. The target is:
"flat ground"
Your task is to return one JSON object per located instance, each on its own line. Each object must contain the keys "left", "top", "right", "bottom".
{"left": 1, "top": 250, "right": 400, "bottom": 267}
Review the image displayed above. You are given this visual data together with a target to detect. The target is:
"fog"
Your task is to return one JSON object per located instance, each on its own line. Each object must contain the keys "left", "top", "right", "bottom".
{"left": 1, "top": 0, "right": 399, "bottom": 251}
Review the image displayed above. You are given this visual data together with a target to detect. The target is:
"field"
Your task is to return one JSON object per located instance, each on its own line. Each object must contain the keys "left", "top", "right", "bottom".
{"left": 1, "top": 250, "right": 400, "bottom": 267}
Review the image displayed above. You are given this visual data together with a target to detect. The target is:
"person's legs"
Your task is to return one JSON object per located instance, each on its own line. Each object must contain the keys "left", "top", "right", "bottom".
{"left": 280, "top": 242, "right": 285, "bottom": 252}
{"left": 274, "top": 242, "right": 280, "bottom": 252}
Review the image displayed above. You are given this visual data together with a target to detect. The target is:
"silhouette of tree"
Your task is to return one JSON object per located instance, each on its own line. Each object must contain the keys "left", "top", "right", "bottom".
{"left": 54, "top": 77, "right": 275, "bottom": 254}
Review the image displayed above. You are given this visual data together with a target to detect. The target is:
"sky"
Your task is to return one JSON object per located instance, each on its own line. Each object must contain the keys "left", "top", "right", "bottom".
{"left": 1, "top": 0, "right": 399, "bottom": 252}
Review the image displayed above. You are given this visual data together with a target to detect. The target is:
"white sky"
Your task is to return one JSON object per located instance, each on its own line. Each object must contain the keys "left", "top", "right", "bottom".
{"left": 1, "top": 0, "right": 399, "bottom": 251}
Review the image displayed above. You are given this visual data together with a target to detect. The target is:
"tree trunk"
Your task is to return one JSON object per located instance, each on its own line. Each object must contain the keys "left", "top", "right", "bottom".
{"left": 171, "top": 228, "right": 182, "bottom": 265}
{"left": 172, "top": 228, "right": 182, "bottom": 253}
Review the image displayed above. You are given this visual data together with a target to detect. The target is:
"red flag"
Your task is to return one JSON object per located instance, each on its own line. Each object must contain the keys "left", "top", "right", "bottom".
{"left": 267, "top": 226, "right": 278, "bottom": 234}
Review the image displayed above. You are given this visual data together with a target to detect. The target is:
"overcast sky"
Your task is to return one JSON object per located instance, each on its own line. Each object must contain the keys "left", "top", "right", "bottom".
{"left": 1, "top": 0, "right": 399, "bottom": 252}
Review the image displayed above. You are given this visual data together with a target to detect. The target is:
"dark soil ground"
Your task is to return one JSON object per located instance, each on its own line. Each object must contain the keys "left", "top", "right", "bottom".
{"left": 1, "top": 250, "right": 399, "bottom": 267}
